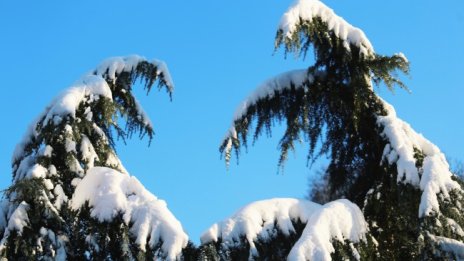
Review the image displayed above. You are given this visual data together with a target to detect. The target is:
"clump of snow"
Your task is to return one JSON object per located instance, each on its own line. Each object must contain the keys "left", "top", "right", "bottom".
{"left": 53, "top": 185, "right": 68, "bottom": 210}
{"left": 29, "top": 164, "right": 48, "bottom": 179}
{"left": 80, "top": 135, "right": 98, "bottom": 168}
{"left": 49, "top": 165, "right": 57, "bottom": 176}
{"left": 41, "top": 145, "right": 53, "bottom": 157}
{"left": 71, "top": 167, "right": 188, "bottom": 260}
{"left": 288, "top": 199, "right": 368, "bottom": 261}
{"left": 377, "top": 100, "right": 460, "bottom": 217}
{"left": 6, "top": 201, "right": 29, "bottom": 234}
{"left": 431, "top": 235, "right": 464, "bottom": 259}
{"left": 201, "top": 198, "right": 367, "bottom": 260}
{"left": 279, "top": 0, "right": 374, "bottom": 56}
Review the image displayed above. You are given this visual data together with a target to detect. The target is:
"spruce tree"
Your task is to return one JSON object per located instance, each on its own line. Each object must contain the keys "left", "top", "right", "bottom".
{"left": 214, "top": 0, "right": 464, "bottom": 259}
{"left": 0, "top": 55, "right": 190, "bottom": 260}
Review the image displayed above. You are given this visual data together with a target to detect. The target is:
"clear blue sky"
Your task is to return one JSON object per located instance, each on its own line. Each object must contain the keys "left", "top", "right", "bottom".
{"left": 1, "top": 0, "right": 463, "bottom": 244}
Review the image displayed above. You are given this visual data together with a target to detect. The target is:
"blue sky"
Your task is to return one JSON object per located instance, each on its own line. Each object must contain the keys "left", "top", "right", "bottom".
{"left": 1, "top": 0, "right": 463, "bottom": 244}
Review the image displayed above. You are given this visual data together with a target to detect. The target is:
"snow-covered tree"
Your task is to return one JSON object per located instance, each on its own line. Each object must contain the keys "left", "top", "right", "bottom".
{"left": 212, "top": 0, "right": 464, "bottom": 260}
{"left": 0, "top": 55, "right": 191, "bottom": 260}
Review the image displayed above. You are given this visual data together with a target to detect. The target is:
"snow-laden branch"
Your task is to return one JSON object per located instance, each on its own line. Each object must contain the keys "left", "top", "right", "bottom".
{"left": 377, "top": 99, "right": 461, "bottom": 218}
{"left": 221, "top": 69, "right": 320, "bottom": 162}
{"left": 232, "top": 69, "right": 310, "bottom": 122}
{"left": 71, "top": 167, "right": 188, "bottom": 261}
{"left": 201, "top": 198, "right": 367, "bottom": 260}
{"left": 278, "top": 0, "right": 373, "bottom": 56}
{"left": 95, "top": 55, "right": 174, "bottom": 91}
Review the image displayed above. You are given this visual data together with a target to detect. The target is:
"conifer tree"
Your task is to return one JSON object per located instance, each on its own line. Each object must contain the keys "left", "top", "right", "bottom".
{"left": 214, "top": 0, "right": 464, "bottom": 259}
{"left": 0, "top": 55, "right": 190, "bottom": 260}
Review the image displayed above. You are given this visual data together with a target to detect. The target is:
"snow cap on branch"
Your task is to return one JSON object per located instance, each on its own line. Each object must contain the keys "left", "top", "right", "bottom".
{"left": 202, "top": 198, "right": 367, "bottom": 260}
{"left": 288, "top": 199, "right": 367, "bottom": 261}
{"left": 95, "top": 55, "right": 174, "bottom": 90}
{"left": 278, "top": 0, "right": 374, "bottom": 56}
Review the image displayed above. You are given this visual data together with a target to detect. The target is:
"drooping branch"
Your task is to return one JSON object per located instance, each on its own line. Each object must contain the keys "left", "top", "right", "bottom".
{"left": 13, "top": 55, "right": 174, "bottom": 171}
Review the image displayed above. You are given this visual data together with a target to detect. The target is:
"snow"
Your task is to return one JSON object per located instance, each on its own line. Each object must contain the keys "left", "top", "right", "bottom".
{"left": 69, "top": 157, "right": 84, "bottom": 176}
{"left": 48, "top": 165, "right": 57, "bottom": 176}
{"left": 71, "top": 167, "right": 188, "bottom": 260}
{"left": 29, "top": 164, "right": 48, "bottom": 179}
{"left": 6, "top": 201, "right": 29, "bottom": 234}
{"left": 288, "top": 199, "right": 367, "bottom": 261}
{"left": 80, "top": 135, "right": 98, "bottom": 168}
{"left": 432, "top": 235, "right": 464, "bottom": 259}
{"left": 43, "top": 179, "right": 54, "bottom": 190}
{"left": 41, "top": 145, "right": 53, "bottom": 157}
{"left": 446, "top": 218, "right": 464, "bottom": 237}
{"left": 53, "top": 185, "right": 68, "bottom": 210}
{"left": 279, "top": 0, "right": 374, "bottom": 56}
{"left": 201, "top": 198, "right": 367, "bottom": 260}
{"left": 377, "top": 100, "right": 460, "bottom": 217}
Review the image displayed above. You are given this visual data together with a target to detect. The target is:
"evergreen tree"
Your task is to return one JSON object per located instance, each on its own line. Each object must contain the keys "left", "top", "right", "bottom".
{"left": 215, "top": 0, "right": 464, "bottom": 259}
{"left": 0, "top": 55, "right": 190, "bottom": 260}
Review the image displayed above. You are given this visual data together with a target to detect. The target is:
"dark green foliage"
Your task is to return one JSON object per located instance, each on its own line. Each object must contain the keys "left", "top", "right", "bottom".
{"left": 214, "top": 236, "right": 251, "bottom": 261}
{"left": 253, "top": 219, "right": 306, "bottom": 260}
{"left": 201, "top": 220, "right": 307, "bottom": 261}
{"left": 181, "top": 242, "right": 202, "bottom": 261}
{"left": 362, "top": 164, "right": 423, "bottom": 260}
{"left": 197, "top": 242, "right": 221, "bottom": 261}
{"left": 331, "top": 238, "right": 378, "bottom": 261}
